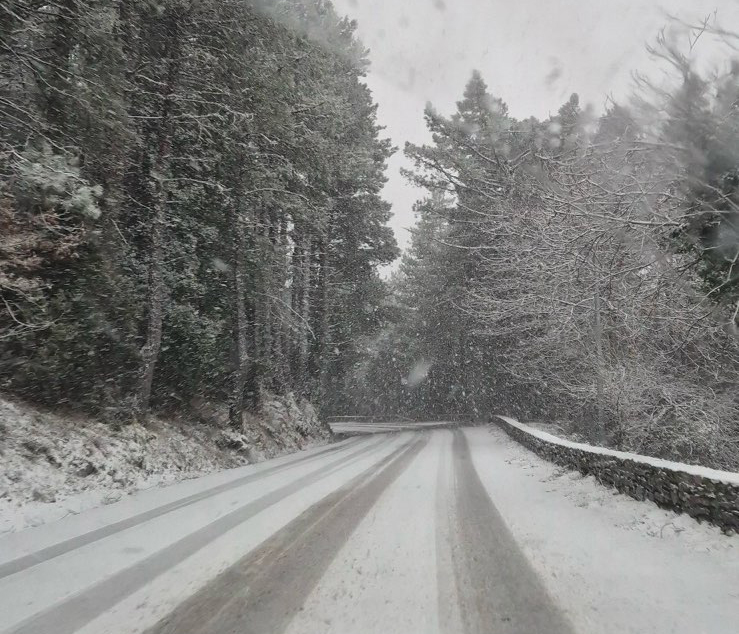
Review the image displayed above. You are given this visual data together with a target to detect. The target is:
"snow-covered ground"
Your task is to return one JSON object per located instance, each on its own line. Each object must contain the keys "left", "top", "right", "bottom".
{"left": 0, "top": 433, "right": 405, "bottom": 634}
{"left": 0, "top": 394, "right": 330, "bottom": 534}
{"left": 282, "top": 426, "right": 739, "bottom": 634}
{"left": 1, "top": 424, "right": 736, "bottom": 634}
{"left": 469, "top": 426, "right": 738, "bottom": 634}
{"left": 284, "top": 431, "right": 444, "bottom": 634}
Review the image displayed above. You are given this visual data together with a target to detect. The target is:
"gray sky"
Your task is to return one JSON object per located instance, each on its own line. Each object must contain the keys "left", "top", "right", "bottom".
{"left": 331, "top": 0, "right": 739, "bottom": 256}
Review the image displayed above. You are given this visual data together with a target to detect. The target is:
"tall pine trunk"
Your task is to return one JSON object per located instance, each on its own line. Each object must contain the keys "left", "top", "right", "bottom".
{"left": 43, "top": 0, "right": 77, "bottom": 135}
{"left": 290, "top": 231, "right": 310, "bottom": 392}
{"left": 308, "top": 236, "right": 329, "bottom": 405}
{"left": 137, "top": 193, "right": 165, "bottom": 416}
{"left": 135, "top": 18, "right": 181, "bottom": 417}
{"left": 228, "top": 198, "right": 251, "bottom": 428}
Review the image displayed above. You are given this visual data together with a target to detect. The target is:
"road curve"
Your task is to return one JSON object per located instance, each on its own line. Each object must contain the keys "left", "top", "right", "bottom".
{"left": 0, "top": 428, "right": 575, "bottom": 634}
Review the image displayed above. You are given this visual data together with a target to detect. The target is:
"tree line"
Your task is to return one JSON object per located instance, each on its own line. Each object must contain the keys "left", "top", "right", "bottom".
{"left": 358, "top": 31, "right": 739, "bottom": 470}
{"left": 0, "top": 0, "right": 397, "bottom": 424}
{"left": 3, "top": 2, "right": 738, "bottom": 470}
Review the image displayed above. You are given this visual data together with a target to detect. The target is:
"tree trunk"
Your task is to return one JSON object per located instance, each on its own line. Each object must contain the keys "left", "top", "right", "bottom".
{"left": 271, "top": 213, "right": 290, "bottom": 392}
{"left": 593, "top": 286, "right": 606, "bottom": 443}
{"left": 43, "top": 0, "right": 77, "bottom": 135}
{"left": 228, "top": 199, "right": 251, "bottom": 428}
{"left": 136, "top": 196, "right": 165, "bottom": 416}
{"left": 298, "top": 236, "right": 312, "bottom": 395}
{"left": 134, "top": 20, "right": 181, "bottom": 417}
{"left": 289, "top": 231, "right": 310, "bottom": 391}
{"left": 308, "top": 236, "right": 329, "bottom": 403}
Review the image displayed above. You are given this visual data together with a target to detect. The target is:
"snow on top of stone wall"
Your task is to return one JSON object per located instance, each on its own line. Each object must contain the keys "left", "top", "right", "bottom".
{"left": 496, "top": 416, "right": 739, "bottom": 486}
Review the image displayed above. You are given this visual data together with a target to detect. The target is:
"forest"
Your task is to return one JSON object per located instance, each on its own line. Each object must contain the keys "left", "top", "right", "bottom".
{"left": 359, "top": 54, "right": 739, "bottom": 470}
{"left": 0, "top": 0, "right": 397, "bottom": 429}
{"left": 1, "top": 1, "right": 738, "bottom": 470}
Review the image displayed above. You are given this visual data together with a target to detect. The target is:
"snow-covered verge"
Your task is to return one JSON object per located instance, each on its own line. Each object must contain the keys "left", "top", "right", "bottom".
{"left": 495, "top": 415, "right": 739, "bottom": 532}
{"left": 467, "top": 427, "right": 739, "bottom": 634}
{"left": 0, "top": 393, "right": 331, "bottom": 534}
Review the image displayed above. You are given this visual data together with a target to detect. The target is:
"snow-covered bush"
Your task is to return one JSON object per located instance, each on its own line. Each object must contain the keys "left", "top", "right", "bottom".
{"left": 14, "top": 143, "right": 103, "bottom": 220}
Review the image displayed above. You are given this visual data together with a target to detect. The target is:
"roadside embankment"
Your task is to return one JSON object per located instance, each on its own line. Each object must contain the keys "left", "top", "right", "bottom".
{"left": 0, "top": 393, "right": 331, "bottom": 533}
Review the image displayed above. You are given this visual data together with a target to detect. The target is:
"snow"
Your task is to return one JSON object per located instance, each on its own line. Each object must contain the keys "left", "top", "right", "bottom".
{"left": 0, "top": 436, "right": 356, "bottom": 569}
{"left": 0, "top": 435, "right": 397, "bottom": 632}
{"left": 3, "top": 423, "right": 736, "bottom": 634}
{"left": 71, "top": 434, "right": 412, "bottom": 634}
{"left": 284, "top": 430, "right": 444, "bottom": 634}
{"left": 0, "top": 394, "right": 331, "bottom": 534}
{"left": 467, "top": 426, "right": 739, "bottom": 634}
{"left": 0, "top": 399, "right": 240, "bottom": 534}
{"left": 496, "top": 415, "right": 739, "bottom": 485}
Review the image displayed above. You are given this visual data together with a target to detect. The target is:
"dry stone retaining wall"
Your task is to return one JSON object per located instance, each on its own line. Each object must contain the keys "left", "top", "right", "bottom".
{"left": 493, "top": 415, "right": 739, "bottom": 533}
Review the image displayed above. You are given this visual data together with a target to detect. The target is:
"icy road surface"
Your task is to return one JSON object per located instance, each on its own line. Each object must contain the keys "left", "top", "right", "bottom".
{"left": 1, "top": 426, "right": 737, "bottom": 634}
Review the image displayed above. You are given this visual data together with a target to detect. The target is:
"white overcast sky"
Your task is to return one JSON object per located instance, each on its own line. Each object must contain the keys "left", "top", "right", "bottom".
{"left": 330, "top": 0, "right": 739, "bottom": 255}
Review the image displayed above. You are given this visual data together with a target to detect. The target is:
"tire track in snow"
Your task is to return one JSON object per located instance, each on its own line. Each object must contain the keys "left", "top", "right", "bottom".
{"left": 0, "top": 437, "right": 361, "bottom": 580}
{"left": 144, "top": 434, "right": 428, "bottom": 634}
{"left": 449, "top": 429, "right": 574, "bottom": 634}
{"left": 436, "top": 429, "right": 464, "bottom": 633}
{"left": 6, "top": 434, "right": 394, "bottom": 634}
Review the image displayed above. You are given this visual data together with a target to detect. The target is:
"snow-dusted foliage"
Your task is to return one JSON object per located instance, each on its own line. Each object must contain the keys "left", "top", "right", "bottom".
{"left": 14, "top": 144, "right": 103, "bottom": 220}
{"left": 0, "top": 0, "right": 396, "bottom": 428}
{"left": 356, "top": 32, "right": 739, "bottom": 470}
{"left": 241, "top": 390, "right": 332, "bottom": 462}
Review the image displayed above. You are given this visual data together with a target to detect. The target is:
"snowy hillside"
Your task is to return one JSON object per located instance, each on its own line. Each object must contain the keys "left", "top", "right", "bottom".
{"left": 0, "top": 394, "right": 331, "bottom": 533}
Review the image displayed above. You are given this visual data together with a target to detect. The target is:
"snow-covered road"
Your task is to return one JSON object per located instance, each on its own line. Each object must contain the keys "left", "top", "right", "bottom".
{"left": 1, "top": 426, "right": 737, "bottom": 634}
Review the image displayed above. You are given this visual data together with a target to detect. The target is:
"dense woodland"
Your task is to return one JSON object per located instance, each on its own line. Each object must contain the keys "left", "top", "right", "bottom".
{"left": 1, "top": 2, "right": 738, "bottom": 470}
{"left": 358, "top": 43, "right": 739, "bottom": 469}
{"left": 0, "top": 0, "right": 396, "bottom": 425}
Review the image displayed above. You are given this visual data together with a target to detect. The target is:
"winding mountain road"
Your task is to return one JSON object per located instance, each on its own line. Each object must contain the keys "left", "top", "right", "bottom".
{"left": 1, "top": 425, "right": 736, "bottom": 634}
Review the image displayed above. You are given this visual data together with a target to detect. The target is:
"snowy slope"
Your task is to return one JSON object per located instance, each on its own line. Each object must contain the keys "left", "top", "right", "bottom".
{"left": 0, "top": 394, "right": 331, "bottom": 533}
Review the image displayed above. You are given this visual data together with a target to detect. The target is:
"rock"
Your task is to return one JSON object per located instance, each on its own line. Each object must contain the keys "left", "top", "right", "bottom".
{"left": 31, "top": 489, "right": 56, "bottom": 503}
{"left": 190, "top": 397, "right": 229, "bottom": 426}
{"left": 217, "top": 429, "right": 251, "bottom": 454}
{"left": 22, "top": 440, "right": 60, "bottom": 467}
{"left": 102, "top": 492, "right": 122, "bottom": 505}
{"left": 74, "top": 460, "right": 98, "bottom": 477}
{"left": 246, "top": 447, "right": 264, "bottom": 464}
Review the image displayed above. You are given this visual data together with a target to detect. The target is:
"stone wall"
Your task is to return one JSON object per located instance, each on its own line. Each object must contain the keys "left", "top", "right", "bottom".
{"left": 493, "top": 415, "right": 739, "bottom": 533}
